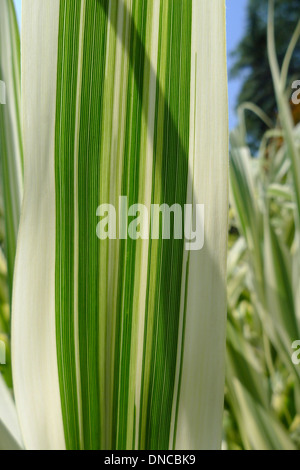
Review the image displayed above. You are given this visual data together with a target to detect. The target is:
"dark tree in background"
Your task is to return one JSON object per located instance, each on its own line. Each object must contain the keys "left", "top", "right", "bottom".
{"left": 230, "top": 0, "right": 300, "bottom": 152}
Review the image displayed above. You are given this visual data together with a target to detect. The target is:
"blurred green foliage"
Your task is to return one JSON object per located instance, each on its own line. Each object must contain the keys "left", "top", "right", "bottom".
{"left": 224, "top": 0, "right": 300, "bottom": 449}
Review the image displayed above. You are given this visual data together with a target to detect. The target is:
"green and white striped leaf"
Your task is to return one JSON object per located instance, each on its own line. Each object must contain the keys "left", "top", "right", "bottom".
{"left": 13, "top": 0, "right": 228, "bottom": 450}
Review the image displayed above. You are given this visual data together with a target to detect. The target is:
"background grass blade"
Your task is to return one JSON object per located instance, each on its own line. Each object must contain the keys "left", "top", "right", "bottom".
{"left": 0, "top": 373, "right": 22, "bottom": 450}
{"left": 0, "top": 0, "right": 23, "bottom": 388}
{"left": 0, "top": 0, "right": 23, "bottom": 301}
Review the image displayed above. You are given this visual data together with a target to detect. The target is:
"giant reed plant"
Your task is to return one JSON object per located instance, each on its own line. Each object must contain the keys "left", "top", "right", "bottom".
{"left": 0, "top": 0, "right": 228, "bottom": 450}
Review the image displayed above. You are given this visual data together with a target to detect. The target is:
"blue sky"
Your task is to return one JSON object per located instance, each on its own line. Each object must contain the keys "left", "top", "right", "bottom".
{"left": 226, "top": 0, "right": 248, "bottom": 128}
{"left": 13, "top": 0, "right": 248, "bottom": 129}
